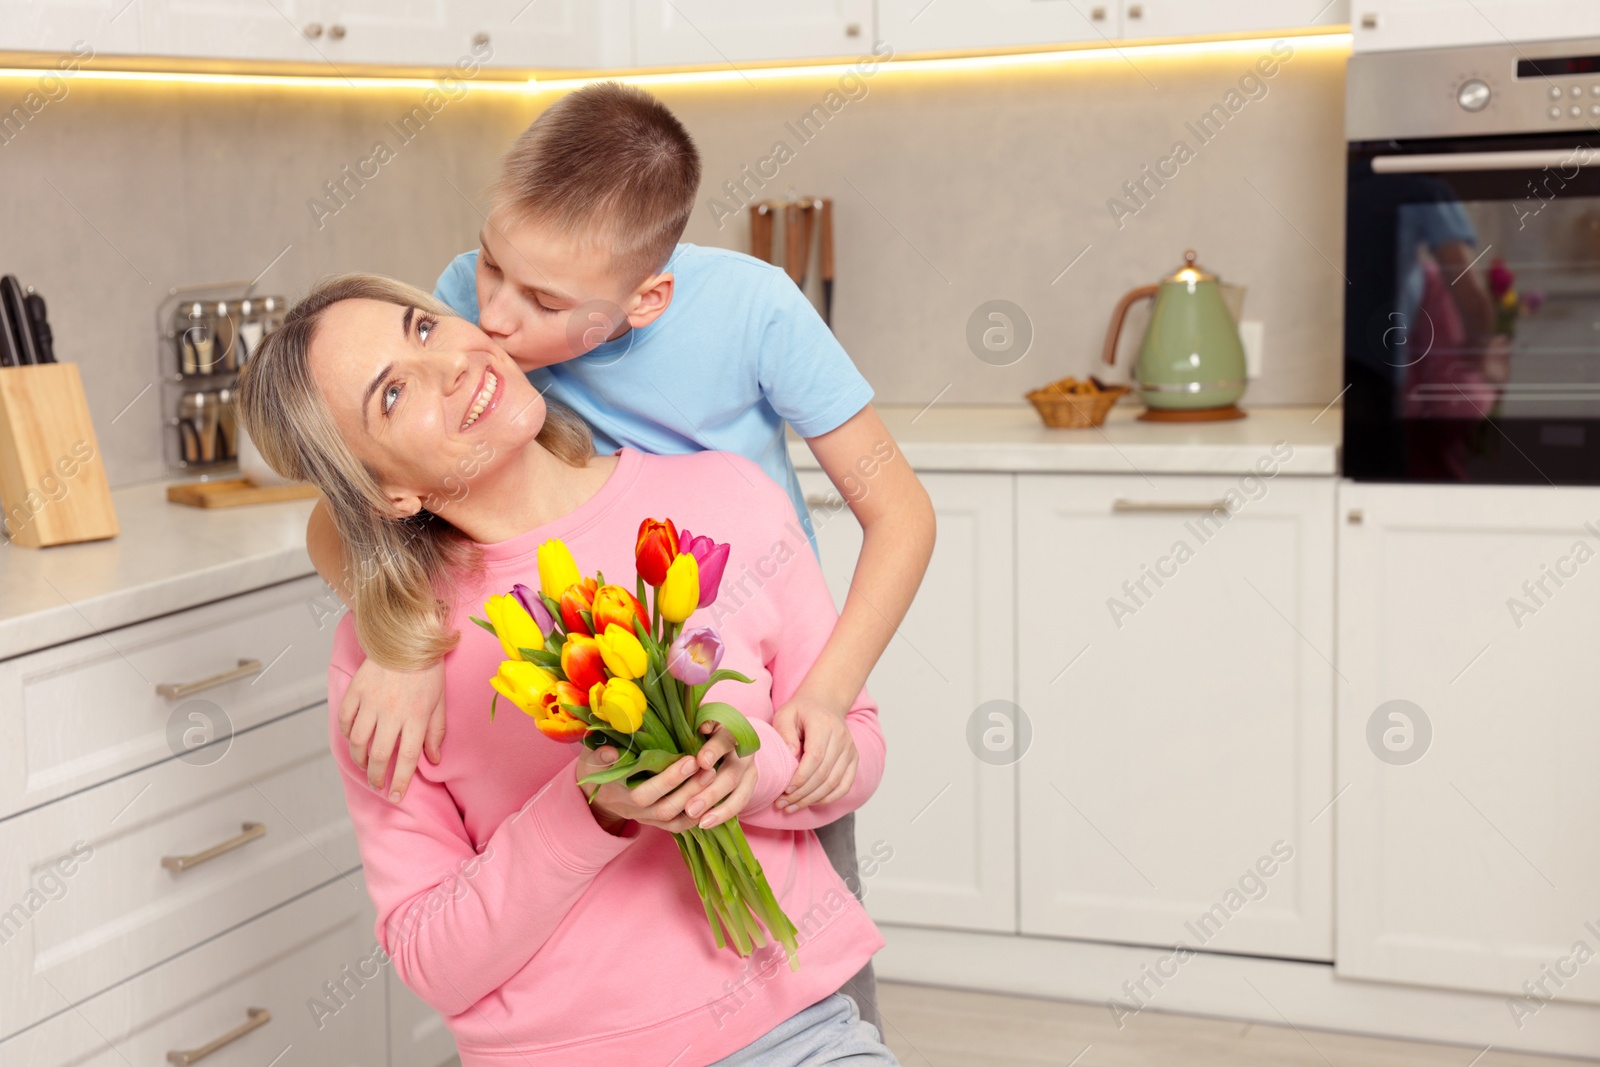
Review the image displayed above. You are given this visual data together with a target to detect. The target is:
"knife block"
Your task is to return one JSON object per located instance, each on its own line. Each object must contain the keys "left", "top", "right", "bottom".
{"left": 0, "top": 363, "right": 118, "bottom": 548}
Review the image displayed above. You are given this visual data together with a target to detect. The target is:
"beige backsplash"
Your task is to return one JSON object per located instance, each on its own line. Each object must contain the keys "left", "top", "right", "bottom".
{"left": 0, "top": 37, "right": 1347, "bottom": 488}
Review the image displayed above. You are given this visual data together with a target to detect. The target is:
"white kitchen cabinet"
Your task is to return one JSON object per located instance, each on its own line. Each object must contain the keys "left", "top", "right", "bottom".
{"left": 0, "top": 876, "right": 382, "bottom": 1067}
{"left": 312, "top": 1, "right": 455, "bottom": 67}
{"left": 1016, "top": 472, "right": 1335, "bottom": 960}
{"left": 1336, "top": 482, "right": 1600, "bottom": 1003}
{"left": 389, "top": 970, "right": 460, "bottom": 1067}
{"left": 1351, "top": 0, "right": 1600, "bottom": 53}
{"left": 1127, "top": 0, "right": 1349, "bottom": 41}
{"left": 878, "top": 0, "right": 1115, "bottom": 56}
{"left": 633, "top": 0, "right": 872, "bottom": 68}
{"left": 137, "top": 0, "right": 328, "bottom": 64}
{"left": 800, "top": 469, "right": 1018, "bottom": 933}
{"left": 0, "top": 0, "right": 139, "bottom": 55}
{"left": 459, "top": 0, "right": 631, "bottom": 71}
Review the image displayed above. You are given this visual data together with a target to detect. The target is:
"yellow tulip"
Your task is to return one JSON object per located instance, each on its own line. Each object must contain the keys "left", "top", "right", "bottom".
{"left": 484, "top": 593, "right": 543, "bottom": 660}
{"left": 594, "top": 623, "right": 648, "bottom": 679}
{"left": 490, "top": 659, "right": 558, "bottom": 715}
{"left": 589, "top": 677, "right": 647, "bottom": 734}
{"left": 659, "top": 552, "right": 700, "bottom": 624}
{"left": 537, "top": 539, "right": 581, "bottom": 602}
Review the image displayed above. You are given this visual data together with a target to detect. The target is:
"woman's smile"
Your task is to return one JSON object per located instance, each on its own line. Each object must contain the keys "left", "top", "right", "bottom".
{"left": 461, "top": 366, "right": 501, "bottom": 431}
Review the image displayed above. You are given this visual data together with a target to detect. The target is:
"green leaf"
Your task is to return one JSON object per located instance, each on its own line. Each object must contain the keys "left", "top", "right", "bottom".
{"left": 693, "top": 702, "right": 761, "bottom": 758}
{"left": 490, "top": 691, "right": 499, "bottom": 721}
{"left": 525, "top": 649, "right": 561, "bottom": 669}
{"left": 470, "top": 615, "right": 498, "bottom": 636}
{"left": 636, "top": 573, "right": 648, "bottom": 612}
{"left": 577, "top": 750, "right": 640, "bottom": 786}
{"left": 579, "top": 609, "right": 594, "bottom": 632}
{"left": 540, "top": 593, "right": 563, "bottom": 627}
{"left": 702, "top": 668, "right": 755, "bottom": 690}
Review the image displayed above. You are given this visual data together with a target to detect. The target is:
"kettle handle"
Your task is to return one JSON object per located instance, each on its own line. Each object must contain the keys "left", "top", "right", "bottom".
{"left": 1101, "top": 284, "right": 1159, "bottom": 367}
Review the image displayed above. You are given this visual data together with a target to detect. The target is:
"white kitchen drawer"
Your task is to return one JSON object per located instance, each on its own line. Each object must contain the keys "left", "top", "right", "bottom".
{"left": 0, "top": 874, "right": 384, "bottom": 1067}
{"left": 0, "top": 574, "right": 337, "bottom": 820}
{"left": 389, "top": 968, "right": 460, "bottom": 1067}
{"left": 0, "top": 705, "right": 358, "bottom": 1040}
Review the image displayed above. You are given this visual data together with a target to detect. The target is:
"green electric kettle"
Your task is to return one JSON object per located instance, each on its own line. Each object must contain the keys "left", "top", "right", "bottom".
{"left": 1101, "top": 250, "right": 1248, "bottom": 422}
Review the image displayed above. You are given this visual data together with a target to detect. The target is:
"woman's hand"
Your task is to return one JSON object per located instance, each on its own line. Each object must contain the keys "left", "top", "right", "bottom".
{"left": 576, "top": 725, "right": 757, "bottom": 834}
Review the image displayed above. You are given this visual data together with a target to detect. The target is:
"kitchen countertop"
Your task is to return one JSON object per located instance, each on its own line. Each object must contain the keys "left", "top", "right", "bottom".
{"left": 1, "top": 404, "right": 1339, "bottom": 659}
{"left": 0, "top": 482, "right": 319, "bottom": 661}
{"left": 790, "top": 403, "right": 1340, "bottom": 476}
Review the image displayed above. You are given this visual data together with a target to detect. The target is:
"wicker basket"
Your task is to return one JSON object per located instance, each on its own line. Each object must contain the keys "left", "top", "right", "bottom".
{"left": 1025, "top": 382, "right": 1131, "bottom": 429}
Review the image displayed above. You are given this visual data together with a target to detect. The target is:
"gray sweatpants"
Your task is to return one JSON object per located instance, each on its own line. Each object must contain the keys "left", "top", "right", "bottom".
{"left": 813, "top": 811, "right": 879, "bottom": 1033}
{"left": 708, "top": 994, "right": 898, "bottom": 1066}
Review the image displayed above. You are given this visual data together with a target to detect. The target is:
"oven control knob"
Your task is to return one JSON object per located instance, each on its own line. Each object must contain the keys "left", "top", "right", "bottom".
{"left": 1457, "top": 78, "right": 1491, "bottom": 112}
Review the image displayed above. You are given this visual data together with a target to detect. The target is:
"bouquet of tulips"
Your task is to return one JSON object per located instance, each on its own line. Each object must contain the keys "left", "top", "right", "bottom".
{"left": 473, "top": 518, "right": 800, "bottom": 967}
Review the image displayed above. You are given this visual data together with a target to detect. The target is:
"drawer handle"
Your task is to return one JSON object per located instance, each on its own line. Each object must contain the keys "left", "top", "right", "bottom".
{"left": 157, "top": 658, "right": 264, "bottom": 699}
{"left": 805, "top": 493, "right": 844, "bottom": 509}
{"left": 162, "top": 822, "right": 267, "bottom": 874}
{"left": 167, "top": 1007, "right": 271, "bottom": 1065}
{"left": 1112, "top": 499, "right": 1230, "bottom": 514}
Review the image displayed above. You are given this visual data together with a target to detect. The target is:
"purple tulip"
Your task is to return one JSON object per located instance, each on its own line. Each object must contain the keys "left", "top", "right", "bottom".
{"left": 678, "top": 528, "right": 730, "bottom": 608}
{"left": 511, "top": 582, "right": 554, "bottom": 635}
{"left": 668, "top": 627, "right": 724, "bottom": 686}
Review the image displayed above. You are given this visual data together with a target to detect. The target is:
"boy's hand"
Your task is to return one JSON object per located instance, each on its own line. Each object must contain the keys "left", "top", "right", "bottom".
{"left": 772, "top": 694, "right": 858, "bottom": 813}
{"left": 340, "top": 658, "right": 447, "bottom": 803}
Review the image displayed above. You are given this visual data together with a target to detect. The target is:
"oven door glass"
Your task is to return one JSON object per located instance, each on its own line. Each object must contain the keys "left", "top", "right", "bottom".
{"left": 1345, "top": 134, "right": 1600, "bottom": 483}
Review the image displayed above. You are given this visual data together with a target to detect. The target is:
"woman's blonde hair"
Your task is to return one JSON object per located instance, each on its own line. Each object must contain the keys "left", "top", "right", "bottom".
{"left": 237, "top": 273, "right": 592, "bottom": 669}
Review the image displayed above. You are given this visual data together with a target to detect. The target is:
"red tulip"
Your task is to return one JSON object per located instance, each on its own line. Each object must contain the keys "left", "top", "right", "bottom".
{"left": 635, "top": 517, "right": 679, "bottom": 587}
{"left": 559, "top": 577, "right": 598, "bottom": 636}
{"left": 560, "top": 633, "right": 607, "bottom": 693}
{"left": 1488, "top": 257, "right": 1514, "bottom": 298}
{"left": 592, "top": 584, "right": 648, "bottom": 637}
{"left": 678, "top": 528, "right": 730, "bottom": 608}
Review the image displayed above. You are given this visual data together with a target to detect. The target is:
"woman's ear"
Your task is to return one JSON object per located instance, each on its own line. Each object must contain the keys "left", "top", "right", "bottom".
{"left": 386, "top": 487, "right": 425, "bottom": 518}
{"left": 626, "top": 272, "right": 674, "bottom": 329}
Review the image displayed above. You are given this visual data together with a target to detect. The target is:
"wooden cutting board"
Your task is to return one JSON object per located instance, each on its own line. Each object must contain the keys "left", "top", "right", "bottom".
{"left": 166, "top": 478, "right": 319, "bottom": 508}
{"left": 0, "top": 363, "right": 119, "bottom": 547}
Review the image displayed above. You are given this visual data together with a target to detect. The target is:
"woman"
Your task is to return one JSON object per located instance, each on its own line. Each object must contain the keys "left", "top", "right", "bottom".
{"left": 238, "top": 274, "right": 895, "bottom": 1066}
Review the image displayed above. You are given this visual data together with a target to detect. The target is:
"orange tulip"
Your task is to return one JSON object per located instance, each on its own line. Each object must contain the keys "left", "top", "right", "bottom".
{"left": 592, "top": 584, "right": 648, "bottom": 637}
{"left": 635, "top": 517, "right": 679, "bottom": 587}
{"left": 561, "top": 632, "right": 607, "bottom": 692}
{"left": 560, "top": 577, "right": 598, "bottom": 636}
{"left": 532, "top": 685, "right": 588, "bottom": 743}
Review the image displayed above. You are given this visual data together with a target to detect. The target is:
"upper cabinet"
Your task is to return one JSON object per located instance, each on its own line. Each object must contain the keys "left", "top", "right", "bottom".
{"left": 878, "top": 0, "right": 1116, "bottom": 56}
{"left": 4, "top": 0, "right": 1354, "bottom": 71}
{"left": 879, "top": 0, "right": 1347, "bottom": 57}
{"left": 1129, "top": 0, "right": 1348, "bottom": 41}
{"left": 633, "top": 0, "right": 873, "bottom": 67}
{"left": 1352, "top": 0, "right": 1600, "bottom": 53}
{"left": 0, "top": 0, "right": 141, "bottom": 55}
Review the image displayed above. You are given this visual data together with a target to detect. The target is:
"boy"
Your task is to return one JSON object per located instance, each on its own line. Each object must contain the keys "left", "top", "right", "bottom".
{"left": 307, "top": 83, "right": 934, "bottom": 1028}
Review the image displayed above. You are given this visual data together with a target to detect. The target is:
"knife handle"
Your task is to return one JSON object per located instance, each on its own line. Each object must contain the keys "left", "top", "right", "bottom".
{"left": 24, "top": 292, "right": 55, "bottom": 363}
{"left": 783, "top": 204, "right": 804, "bottom": 286}
{"left": 0, "top": 276, "right": 38, "bottom": 366}
{"left": 819, "top": 198, "right": 834, "bottom": 284}
{"left": 750, "top": 202, "right": 774, "bottom": 265}
{"left": 0, "top": 287, "right": 18, "bottom": 368}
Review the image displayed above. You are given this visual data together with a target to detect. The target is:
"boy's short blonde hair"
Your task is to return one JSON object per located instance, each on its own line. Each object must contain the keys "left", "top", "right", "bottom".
{"left": 491, "top": 82, "right": 701, "bottom": 284}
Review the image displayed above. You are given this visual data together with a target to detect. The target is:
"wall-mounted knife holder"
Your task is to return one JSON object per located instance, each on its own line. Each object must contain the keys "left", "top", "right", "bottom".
{"left": 158, "top": 282, "right": 285, "bottom": 475}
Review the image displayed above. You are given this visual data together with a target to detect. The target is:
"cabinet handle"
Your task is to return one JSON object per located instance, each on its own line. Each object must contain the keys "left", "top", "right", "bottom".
{"left": 472, "top": 31, "right": 491, "bottom": 48}
{"left": 328, "top": 23, "right": 346, "bottom": 39}
{"left": 1127, "top": 3, "right": 1144, "bottom": 18}
{"left": 845, "top": 22, "right": 861, "bottom": 37}
{"left": 162, "top": 822, "right": 267, "bottom": 874}
{"left": 805, "top": 493, "right": 844, "bottom": 510}
{"left": 157, "top": 658, "right": 263, "bottom": 700}
{"left": 1112, "top": 498, "right": 1228, "bottom": 514}
{"left": 166, "top": 1007, "right": 271, "bottom": 1065}
{"left": 1090, "top": 5, "right": 1107, "bottom": 19}
{"left": 303, "top": 22, "right": 322, "bottom": 39}
{"left": 1347, "top": 509, "right": 1364, "bottom": 524}
{"left": 1360, "top": 12, "right": 1379, "bottom": 29}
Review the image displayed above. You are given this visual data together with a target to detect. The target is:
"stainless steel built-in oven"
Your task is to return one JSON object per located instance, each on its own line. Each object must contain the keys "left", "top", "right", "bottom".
{"left": 1345, "top": 38, "right": 1600, "bottom": 483}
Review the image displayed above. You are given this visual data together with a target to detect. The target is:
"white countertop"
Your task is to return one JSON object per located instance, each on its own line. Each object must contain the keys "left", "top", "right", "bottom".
{"left": 0, "top": 482, "right": 318, "bottom": 661}
{"left": 1, "top": 405, "right": 1338, "bottom": 659}
{"left": 790, "top": 403, "right": 1339, "bottom": 475}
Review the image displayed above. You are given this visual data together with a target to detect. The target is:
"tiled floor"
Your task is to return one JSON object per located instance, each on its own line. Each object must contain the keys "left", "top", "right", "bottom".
{"left": 873, "top": 982, "right": 1599, "bottom": 1067}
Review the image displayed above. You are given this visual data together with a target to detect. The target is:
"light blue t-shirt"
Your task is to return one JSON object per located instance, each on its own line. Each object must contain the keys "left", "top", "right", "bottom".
{"left": 434, "top": 244, "right": 873, "bottom": 549}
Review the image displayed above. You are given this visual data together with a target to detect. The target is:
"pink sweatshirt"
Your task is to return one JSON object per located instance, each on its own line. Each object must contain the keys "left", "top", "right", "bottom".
{"left": 327, "top": 449, "right": 886, "bottom": 1067}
